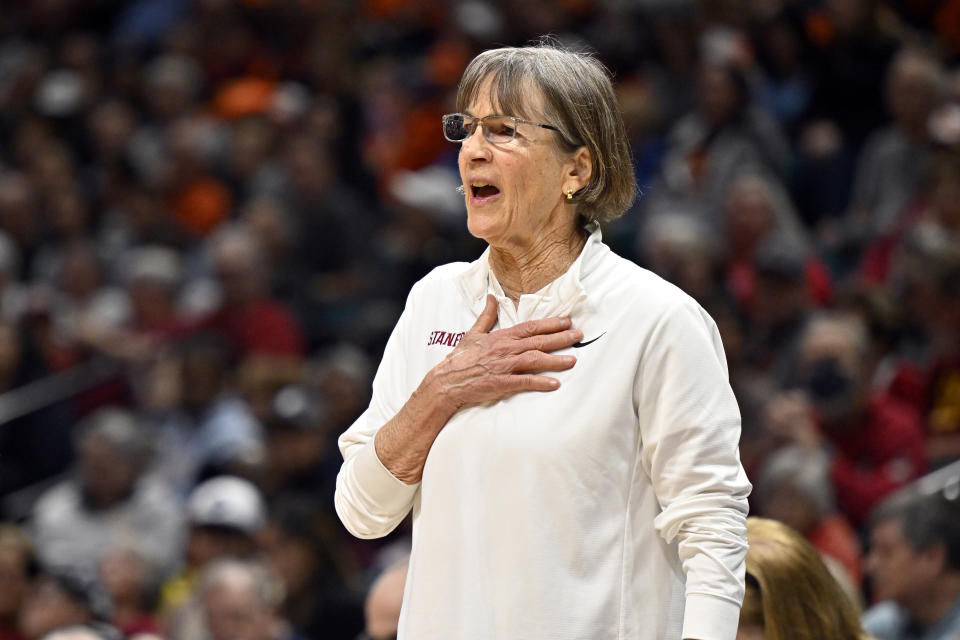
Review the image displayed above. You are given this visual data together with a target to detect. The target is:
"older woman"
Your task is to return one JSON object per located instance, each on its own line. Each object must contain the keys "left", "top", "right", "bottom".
{"left": 335, "top": 43, "right": 750, "bottom": 640}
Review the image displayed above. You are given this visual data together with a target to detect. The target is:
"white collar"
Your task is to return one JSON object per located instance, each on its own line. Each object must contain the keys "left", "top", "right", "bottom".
{"left": 454, "top": 223, "right": 608, "bottom": 328}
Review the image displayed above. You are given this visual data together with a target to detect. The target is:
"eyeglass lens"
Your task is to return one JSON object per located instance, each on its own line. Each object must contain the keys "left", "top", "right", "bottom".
{"left": 443, "top": 115, "right": 516, "bottom": 143}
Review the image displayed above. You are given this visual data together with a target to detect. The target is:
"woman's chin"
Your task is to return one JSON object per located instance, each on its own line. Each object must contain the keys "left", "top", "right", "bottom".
{"left": 465, "top": 212, "right": 504, "bottom": 243}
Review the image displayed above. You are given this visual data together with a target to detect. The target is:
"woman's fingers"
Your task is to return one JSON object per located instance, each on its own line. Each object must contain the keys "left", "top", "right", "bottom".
{"left": 468, "top": 294, "right": 499, "bottom": 334}
{"left": 518, "top": 329, "right": 583, "bottom": 353}
{"left": 507, "top": 316, "right": 573, "bottom": 338}
{"left": 511, "top": 350, "right": 576, "bottom": 373}
{"left": 500, "top": 374, "right": 563, "bottom": 392}
{"left": 444, "top": 301, "right": 583, "bottom": 406}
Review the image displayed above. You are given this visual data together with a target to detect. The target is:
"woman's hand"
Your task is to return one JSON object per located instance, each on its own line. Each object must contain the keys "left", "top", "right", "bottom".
{"left": 430, "top": 294, "right": 582, "bottom": 412}
{"left": 375, "top": 295, "right": 581, "bottom": 483}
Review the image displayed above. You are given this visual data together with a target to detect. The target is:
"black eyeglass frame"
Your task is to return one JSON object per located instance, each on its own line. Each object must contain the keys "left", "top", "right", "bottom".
{"left": 442, "top": 112, "right": 561, "bottom": 143}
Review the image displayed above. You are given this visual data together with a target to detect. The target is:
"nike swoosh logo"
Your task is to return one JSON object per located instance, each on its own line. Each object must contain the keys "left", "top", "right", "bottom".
{"left": 572, "top": 332, "right": 605, "bottom": 348}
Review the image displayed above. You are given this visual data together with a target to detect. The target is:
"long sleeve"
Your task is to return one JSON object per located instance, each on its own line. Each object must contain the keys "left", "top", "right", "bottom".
{"left": 635, "top": 299, "right": 751, "bottom": 640}
{"left": 334, "top": 292, "right": 421, "bottom": 539}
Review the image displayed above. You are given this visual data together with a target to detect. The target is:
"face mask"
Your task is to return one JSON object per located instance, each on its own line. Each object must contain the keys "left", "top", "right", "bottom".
{"left": 804, "top": 357, "right": 857, "bottom": 419}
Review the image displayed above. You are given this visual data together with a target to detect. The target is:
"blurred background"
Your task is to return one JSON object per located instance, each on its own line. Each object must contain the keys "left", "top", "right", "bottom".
{"left": 0, "top": 0, "right": 958, "bottom": 639}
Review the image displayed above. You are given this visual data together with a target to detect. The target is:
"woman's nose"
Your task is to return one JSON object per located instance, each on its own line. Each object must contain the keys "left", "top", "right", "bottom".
{"left": 461, "top": 124, "right": 491, "bottom": 161}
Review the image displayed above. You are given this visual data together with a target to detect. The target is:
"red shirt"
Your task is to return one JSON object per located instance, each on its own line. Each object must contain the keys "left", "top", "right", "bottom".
{"left": 201, "top": 298, "right": 305, "bottom": 357}
{"left": 827, "top": 394, "right": 927, "bottom": 526}
{"left": 808, "top": 514, "right": 863, "bottom": 586}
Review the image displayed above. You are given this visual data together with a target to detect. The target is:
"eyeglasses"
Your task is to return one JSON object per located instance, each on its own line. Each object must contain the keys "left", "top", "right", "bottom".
{"left": 442, "top": 113, "right": 560, "bottom": 144}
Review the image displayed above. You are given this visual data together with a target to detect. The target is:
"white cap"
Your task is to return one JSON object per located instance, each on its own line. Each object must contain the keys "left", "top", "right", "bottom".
{"left": 125, "top": 246, "right": 181, "bottom": 289}
{"left": 187, "top": 476, "right": 266, "bottom": 534}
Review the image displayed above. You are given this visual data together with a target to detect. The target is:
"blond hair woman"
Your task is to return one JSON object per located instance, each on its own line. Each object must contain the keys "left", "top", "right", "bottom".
{"left": 739, "top": 517, "right": 873, "bottom": 640}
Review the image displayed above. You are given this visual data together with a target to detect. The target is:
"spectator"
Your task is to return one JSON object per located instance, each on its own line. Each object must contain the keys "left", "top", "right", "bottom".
{"left": 197, "top": 559, "right": 302, "bottom": 640}
{"left": 361, "top": 559, "right": 407, "bottom": 640}
{"left": 643, "top": 42, "right": 790, "bottom": 225}
{"left": 721, "top": 173, "right": 823, "bottom": 313}
{"left": 740, "top": 233, "right": 818, "bottom": 382}
{"left": 847, "top": 48, "right": 944, "bottom": 241}
{"left": 261, "top": 498, "right": 363, "bottom": 640}
{"left": 160, "top": 476, "right": 265, "bottom": 624}
{"left": 18, "top": 568, "right": 111, "bottom": 640}
{"left": 259, "top": 384, "right": 330, "bottom": 500}
{"left": 0, "top": 525, "right": 35, "bottom": 640}
{"left": 756, "top": 444, "right": 863, "bottom": 589}
{"left": 30, "top": 408, "right": 184, "bottom": 578}
{"left": 151, "top": 333, "right": 264, "bottom": 495}
{"left": 0, "top": 174, "right": 41, "bottom": 280}
{"left": 199, "top": 224, "right": 304, "bottom": 358}
{"left": 885, "top": 219, "right": 960, "bottom": 466}
{"left": 863, "top": 491, "right": 960, "bottom": 640}
{"left": 738, "top": 517, "right": 870, "bottom": 640}
{"left": 638, "top": 213, "right": 720, "bottom": 306}
{"left": 97, "top": 547, "right": 160, "bottom": 637}
{"left": 765, "top": 312, "right": 927, "bottom": 526}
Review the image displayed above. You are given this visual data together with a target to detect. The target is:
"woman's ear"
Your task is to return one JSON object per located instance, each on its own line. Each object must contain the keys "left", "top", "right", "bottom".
{"left": 568, "top": 146, "right": 593, "bottom": 192}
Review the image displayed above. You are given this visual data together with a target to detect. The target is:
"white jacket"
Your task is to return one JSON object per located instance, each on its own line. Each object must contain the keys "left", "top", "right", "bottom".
{"left": 336, "top": 227, "right": 751, "bottom": 640}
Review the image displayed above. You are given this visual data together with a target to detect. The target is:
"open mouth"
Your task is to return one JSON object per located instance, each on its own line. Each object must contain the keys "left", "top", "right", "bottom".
{"left": 470, "top": 183, "right": 501, "bottom": 199}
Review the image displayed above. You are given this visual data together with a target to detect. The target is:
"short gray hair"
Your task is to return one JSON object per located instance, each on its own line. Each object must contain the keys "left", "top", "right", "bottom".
{"left": 758, "top": 445, "right": 835, "bottom": 517}
{"left": 200, "top": 559, "right": 285, "bottom": 610}
{"left": 456, "top": 41, "right": 636, "bottom": 224}
{"left": 800, "top": 312, "right": 871, "bottom": 362}
{"left": 74, "top": 407, "right": 151, "bottom": 464}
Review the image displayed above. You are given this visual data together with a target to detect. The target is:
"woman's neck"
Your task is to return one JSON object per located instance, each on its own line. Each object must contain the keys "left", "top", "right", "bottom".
{"left": 489, "top": 224, "right": 587, "bottom": 304}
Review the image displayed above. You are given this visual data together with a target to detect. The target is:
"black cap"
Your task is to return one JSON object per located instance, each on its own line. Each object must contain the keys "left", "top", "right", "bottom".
{"left": 753, "top": 234, "right": 807, "bottom": 281}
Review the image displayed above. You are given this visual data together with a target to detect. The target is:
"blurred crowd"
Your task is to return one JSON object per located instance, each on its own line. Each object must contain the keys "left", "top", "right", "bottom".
{"left": 0, "top": 0, "right": 959, "bottom": 639}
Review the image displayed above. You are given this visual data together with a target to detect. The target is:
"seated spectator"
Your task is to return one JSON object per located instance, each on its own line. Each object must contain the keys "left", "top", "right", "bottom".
{"left": 860, "top": 151, "right": 960, "bottom": 288}
{"left": 30, "top": 408, "right": 184, "bottom": 579}
{"left": 259, "top": 384, "right": 330, "bottom": 500}
{"left": 198, "top": 224, "right": 304, "bottom": 358}
{"left": 738, "top": 517, "right": 870, "bottom": 640}
{"left": 756, "top": 444, "right": 863, "bottom": 589}
{"left": 863, "top": 491, "right": 960, "bottom": 640}
{"left": 160, "top": 476, "right": 265, "bottom": 632}
{"left": 643, "top": 50, "right": 790, "bottom": 225}
{"left": 721, "top": 174, "right": 829, "bottom": 312}
{"left": 311, "top": 344, "right": 373, "bottom": 438}
{"left": 261, "top": 498, "right": 363, "bottom": 640}
{"left": 151, "top": 333, "right": 264, "bottom": 495}
{"left": 122, "top": 245, "right": 182, "bottom": 337}
{"left": 0, "top": 525, "right": 36, "bottom": 640}
{"left": 98, "top": 547, "right": 161, "bottom": 637}
{"left": 198, "top": 559, "right": 305, "bottom": 640}
{"left": 360, "top": 558, "right": 407, "bottom": 640}
{"left": 18, "top": 568, "right": 111, "bottom": 640}
{"left": 884, "top": 225, "right": 960, "bottom": 465}
{"left": 638, "top": 213, "right": 720, "bottom": 306}
{"left": 847, "top": 47, "right": 943, "bottom": 242}
{"left": 764, "top": 312, "right": 927, "bottom": 526}
{"left": 740, "top": 234, "right": 818, "bottom": 383}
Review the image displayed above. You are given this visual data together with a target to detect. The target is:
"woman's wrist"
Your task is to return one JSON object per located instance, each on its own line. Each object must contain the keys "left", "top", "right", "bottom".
{"left": 374, "top": 370, "right": 458, "bottom": 484}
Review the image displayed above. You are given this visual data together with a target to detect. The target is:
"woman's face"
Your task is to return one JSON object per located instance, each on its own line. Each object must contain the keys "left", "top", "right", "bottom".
{"left": 458, "top": 82, "right": 580, "bottom": 252}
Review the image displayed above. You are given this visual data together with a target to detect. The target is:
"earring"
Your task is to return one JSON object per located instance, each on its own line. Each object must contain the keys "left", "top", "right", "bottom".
{"left": 566, "top": 189, "right": 574, "bottom": 200}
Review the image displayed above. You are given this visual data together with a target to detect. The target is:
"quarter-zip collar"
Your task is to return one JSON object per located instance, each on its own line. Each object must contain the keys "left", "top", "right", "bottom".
{"left": 455, "top": 223, "right": 608, "bottom": 330}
